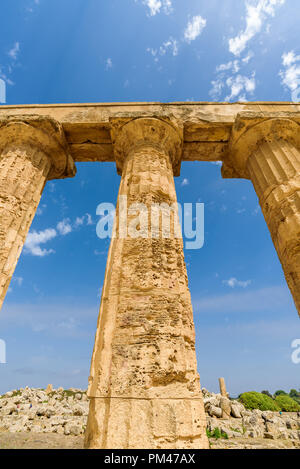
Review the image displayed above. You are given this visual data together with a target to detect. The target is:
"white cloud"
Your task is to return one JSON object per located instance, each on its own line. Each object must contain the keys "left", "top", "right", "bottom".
{"left": 105, "top": 58, "right": 113, "bottom": 70}
{"left": 160, "top": 37, "right": 179, "bottom": 56}
{"left": 74, "top": 213, "right": 93, "bottom": 227}
{"left": 24, "top": 214, "right": 94, "bottom": 257}
{"left": 74, "top": 216, "right": 85, "bottom": 227}
{"left": 225, "top": 73, "right": 256, "bottom": 101}
{"left": 86, "top": 213, "right": 93, "bottom": 225}
{"left": 147, "top": 37, "right": 178, "bottom": 59}
{"left": 181, "top": 178, "right": 189, "bottom": 186}
{"left": 8, "top": 42, "right": 20, "bottom": 61}
{"left": 222, "top": 277, "right": 252, "bottom": 288}
{"left": 24, "top": 229, "right": 57, "bottom": 257}
{"left": 229, "top": 0, "right": 285, "bottom": 56}
{"left": 57, "top": 219, "right": 72, "bottom": 236}
{"left": 280, "top": 50, "right": 300, "bottom": 101}
{"left": 142, "top": 0, "right": 172, "bottom": 16}
{"left": 184, "top": 15, "right": 206, "bottom": 43}
{"left": 216, "top": 60, "right": 240, "bottom": 73}
{"left": 211, "top": 1, "right": 284, "bottom": 101}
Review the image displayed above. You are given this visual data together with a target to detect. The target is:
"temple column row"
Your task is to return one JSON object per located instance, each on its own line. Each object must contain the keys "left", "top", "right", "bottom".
{"left": 0, "top": 111, "right": 299, "bottom": 451}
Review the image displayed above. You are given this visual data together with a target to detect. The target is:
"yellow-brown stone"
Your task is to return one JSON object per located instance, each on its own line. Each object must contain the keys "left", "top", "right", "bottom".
{"left": 0, "top": 116, "right": 76, "bottom": 309}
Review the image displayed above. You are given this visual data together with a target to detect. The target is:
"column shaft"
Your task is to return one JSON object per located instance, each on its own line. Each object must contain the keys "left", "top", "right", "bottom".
{"left": 0, "top": 143, "right": 51, "bottom": 307}
{"left": 85, "top": 123, "right": 208, "bottom": 449}
{"left": 0, "top": 117, "right": 75, "bottom": 309}
{"left": 247, "top": 139, "right": 300, "bottom": 314}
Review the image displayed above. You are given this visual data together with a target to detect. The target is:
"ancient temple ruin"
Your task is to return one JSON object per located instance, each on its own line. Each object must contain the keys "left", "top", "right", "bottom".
{"left": 0, "top": 102, "right": 299, "bottom": 449}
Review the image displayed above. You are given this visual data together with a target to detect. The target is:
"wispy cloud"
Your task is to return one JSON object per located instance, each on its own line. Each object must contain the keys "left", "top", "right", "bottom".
{"left": 184, "top": 15, "right": 206, "bottom": 43}
{"left": 181, "top": 178, "right": 189, "bottom": 187}
{"left": 229, "top": 0, "right": 285, "bottom": 56}
{"left": 194, "top": 285, "right": 295, "bottom": 315}
{"left": 105, "top": 58, "right": 113, "bottom": 70}
{"left": 1, "top": 301, "right": 97, "bottom": 339}
{"left": 147, "top": 37, "right": 178, "bottom": 59}
{"left": 280, "top": 50, "right": 300, "bottom": 101}
{"left": 210, "top": 0, "right": 285, "bottom": 102}
{"left": 24, "top": 229, "right": 57, "bottom": 257}
{"left": 222, "top": 277, "right": 252, "bottom": 288}
{"left": 224, "top": 73, "right": 256, "bottom": 101}
{"left": 57, "top": 219, "right": 72, "bottom": 236}
{"left": 140, "top": 0, "right": 172, "bottom": 16}
{"left": 8, "top": 42, "right": 20, "bottom": 61}
{"left": 7, "top": 276, "right": 24, "bottom": 294}
{"left": 24, "top": 213, "right": 94, "bottom": 257}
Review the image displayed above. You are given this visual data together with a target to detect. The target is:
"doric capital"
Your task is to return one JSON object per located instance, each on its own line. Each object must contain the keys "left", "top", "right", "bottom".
{"left": 110, "top": 117, "right": 183, "bottom": 176}
{"left": 0, "top": 115, "right": 76, "bottom": 180}
{"left": 222, "top": 111, "right": 300, "bottom": 179}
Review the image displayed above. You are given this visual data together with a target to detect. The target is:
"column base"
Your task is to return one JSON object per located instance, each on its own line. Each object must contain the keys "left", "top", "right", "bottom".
{"left": 84, "top": 397, "right": 209, "bottom": 449}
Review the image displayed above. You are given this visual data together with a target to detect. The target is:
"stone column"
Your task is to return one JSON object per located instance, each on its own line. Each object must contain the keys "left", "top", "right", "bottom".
{"left": 0, "top": 116, "right": 76, "bottom": 308}
{"left": 223, "top": 112, "right": 300, "bottom": 317}
{"left": 219, "top": 377, "right": 228, "bottom": 397}
{"left": 85, "top": 118, "right": 208, "bottom": 449}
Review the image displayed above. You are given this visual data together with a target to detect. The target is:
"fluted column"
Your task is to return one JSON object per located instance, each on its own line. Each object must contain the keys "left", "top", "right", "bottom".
{"left": 0, "top": 116, "right": 76, "bottom": 308}
{"left": 223, "top": 112, "right": 300, "bottom": 316}
{"left": 85, "top": 118, "right": 208, "bottom": 449}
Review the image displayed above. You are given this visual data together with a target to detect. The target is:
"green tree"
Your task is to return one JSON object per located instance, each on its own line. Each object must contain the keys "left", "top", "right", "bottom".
{"left": 275, "top": 395, "right": 300, "bottom": 412}
{"left": 239, "top": 392, "right": 280, "bottom": 411}
{"left": 274, "top": 390, "right": 287, "bottom": 397}
{"left": 261, "top": 390, "right": 273, "bottom": 398}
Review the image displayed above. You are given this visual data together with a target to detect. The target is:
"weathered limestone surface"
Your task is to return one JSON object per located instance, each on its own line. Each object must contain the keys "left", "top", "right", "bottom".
{"left": 1, "top": 102, "right": 300, "bottom": 164}
{"left": 0, "top": 116, "right": 76, "bottom": 309}
{"left": 224, "top": 112, "right": 300, "bottom": 315}
{"left": 219, "top": 377, "right": 228, "bottom": 397}
{"left": 84, "top": 118, "right": 208, "bottom": 449}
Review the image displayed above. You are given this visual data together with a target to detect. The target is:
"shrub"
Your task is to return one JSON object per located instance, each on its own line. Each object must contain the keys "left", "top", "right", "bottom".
{"left": 239, "top": 392, "right": 280, "bottom": 411}
{"left": 261, "top": 390, "right": 273, "bottom": 398}
{"left": 275, "top": 395, "right": 300, "bottom": 412}
{"left": 274, "top": 390, "right": 287, "bottom": 397}
{"left": 206, "top": 428, "right": 228, "bottom": 439}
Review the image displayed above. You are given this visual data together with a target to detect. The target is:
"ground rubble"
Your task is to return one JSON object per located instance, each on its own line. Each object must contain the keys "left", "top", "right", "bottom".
{"left": 202, "top": 387, "right": 300, "bottom": 449}
{"left": 0, "top": 386, "right": 299, "bottom": 449}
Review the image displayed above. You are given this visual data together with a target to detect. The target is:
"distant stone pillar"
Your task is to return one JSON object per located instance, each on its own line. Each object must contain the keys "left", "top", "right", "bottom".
{"left": 85, "top": 118, "right": 208, "bottom": 449}
{"left": 223, "top": 112, "right": 300, "bottom": 317}
{"left": 0, "top": 116, "right": 76, "bottom": 308}
{"left": 219, "top": 377, "right": 228, "bottom": 397}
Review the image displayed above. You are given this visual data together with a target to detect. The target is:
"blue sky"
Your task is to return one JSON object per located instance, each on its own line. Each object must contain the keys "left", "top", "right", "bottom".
{"left": 0, "top": 0, "right": 299, "bottom": 396}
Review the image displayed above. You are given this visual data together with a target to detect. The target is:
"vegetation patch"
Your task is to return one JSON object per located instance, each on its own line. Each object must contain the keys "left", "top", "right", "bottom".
{"left": 239, "top": 392, "right": 280, "bottom": 411}
{"left": 206, "top": 428, "right": 228, "bottom": 439}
